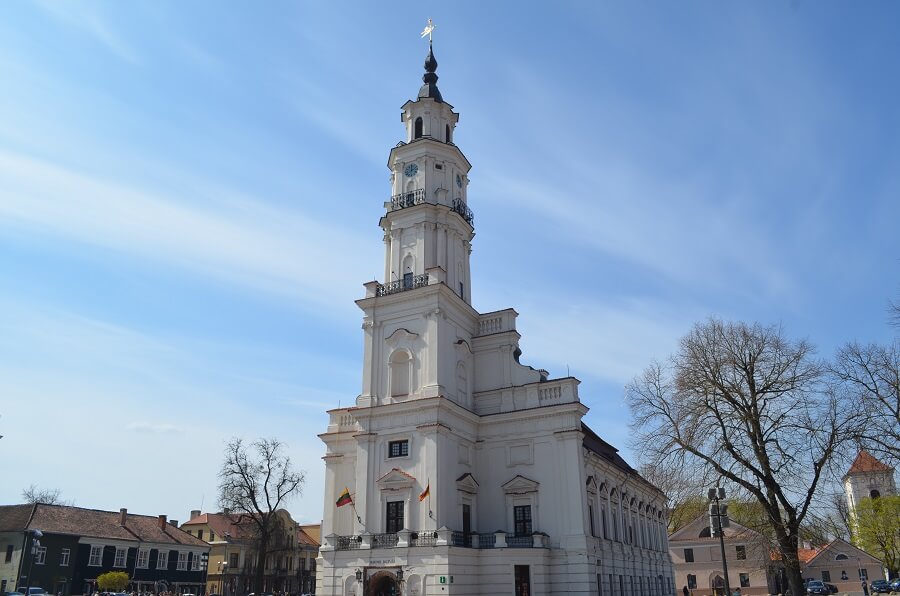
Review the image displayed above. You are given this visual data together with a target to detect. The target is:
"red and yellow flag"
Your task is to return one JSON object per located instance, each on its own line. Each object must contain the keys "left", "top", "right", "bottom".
{"left": 336, "top": 487, "right": 352, "bottom": 507}
{"left": 418, "top": 482, "right": 430, "bottom": 502}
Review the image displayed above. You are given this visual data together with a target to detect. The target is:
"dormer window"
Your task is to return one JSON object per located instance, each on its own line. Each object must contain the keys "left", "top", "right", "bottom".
{"left": 414, "top": 117, "right": 423, "bottom": 139}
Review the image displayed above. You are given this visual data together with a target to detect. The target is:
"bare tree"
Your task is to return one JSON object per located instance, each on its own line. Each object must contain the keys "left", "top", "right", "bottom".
{"left": 22, "top": 484, "right": 71, "bottom": 505}
{"left": 218, "top": 437, "right": 305, "bottom": 593}
{"left": 626, "top": 319, "right": 859, "bottom": 596}
{"left": 832, "top": 341, "right": 900, "bottom": 465}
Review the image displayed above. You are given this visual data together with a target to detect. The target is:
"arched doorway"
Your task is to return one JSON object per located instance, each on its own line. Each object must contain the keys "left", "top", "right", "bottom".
{"left": 367, "top": 571, "right": 400, "bottom": 596}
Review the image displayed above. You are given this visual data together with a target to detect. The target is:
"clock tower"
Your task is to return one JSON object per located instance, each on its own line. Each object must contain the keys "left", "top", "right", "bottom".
{"left": 317, "top": 38, "right": 674, "bottom": 596}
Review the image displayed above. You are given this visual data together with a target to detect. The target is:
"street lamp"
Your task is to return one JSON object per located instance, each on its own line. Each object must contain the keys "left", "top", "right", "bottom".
{"left": 23, "top": 529, "right": 44, "bottom": 593}
{"left": 708, "top": 487, "right": 732, "bottom": 596}
{"left": 218, "top": 562, "right": 228, "bottom": 596}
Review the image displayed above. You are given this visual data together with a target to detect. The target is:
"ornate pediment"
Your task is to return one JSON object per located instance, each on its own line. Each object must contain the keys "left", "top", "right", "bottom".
{"left": 385, "top": 328, "right": 419, "bottom": 346}
{"left": 456, "top": 472, "right": 479, "bottom": 494}
{"left": 502, "top": 474, "right": 539, "bottom": 495}
{"left": 376, "top": 467, "right": 416, "bottom": 491}
{"left": 586, "top": 475, "right": 598, "bottom": 493}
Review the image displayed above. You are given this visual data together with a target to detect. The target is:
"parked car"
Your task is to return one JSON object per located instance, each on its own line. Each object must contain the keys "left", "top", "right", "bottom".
{"left": 806, "top": 580, "right": 829, "bottom": 595}
{"left": 870, "top": 579, "right": 891, "bottom": 593}
{"left": 888, "top": 578, "right": 900, "bottom": 592}
{"left": 18, "top": 588, "right": 47, "bottom": 596}
{"left": 823, "top": 583, "right": 838, "bottom": 594}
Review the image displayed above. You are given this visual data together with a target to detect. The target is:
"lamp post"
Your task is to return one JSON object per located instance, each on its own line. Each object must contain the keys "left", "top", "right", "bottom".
{"left": 708, "top": 487, "right": 732, "bottom": 596}
{"left": 218, "top": 562, "right": 228, "bottom": 596}
{"left": 23, "top": 529, "right": 44, "bottom": 593}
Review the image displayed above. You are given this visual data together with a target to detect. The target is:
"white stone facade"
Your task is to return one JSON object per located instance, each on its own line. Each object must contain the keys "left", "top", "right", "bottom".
{"left": 316, "top": 46, "right": 674, "bottom": 596}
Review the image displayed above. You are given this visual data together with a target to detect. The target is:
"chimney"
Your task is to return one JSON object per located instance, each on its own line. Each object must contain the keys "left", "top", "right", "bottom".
{"left": 120, "top": 508, "right": 127, "bottom": 526}
{"left": 190, "top": 509, "right": 201, "bottom": 520}
{"left": 169, "top": 520, "right": 179, "bottom": 527}
{"left": 158, "top": 515, "right": 167, "bottom": 529}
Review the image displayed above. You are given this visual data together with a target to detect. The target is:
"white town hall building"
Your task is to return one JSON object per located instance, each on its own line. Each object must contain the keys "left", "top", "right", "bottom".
{"left": 315, "top": 41, "right": 674, "bottom": 596}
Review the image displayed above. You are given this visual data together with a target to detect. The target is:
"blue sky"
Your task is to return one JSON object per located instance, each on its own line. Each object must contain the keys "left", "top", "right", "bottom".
{"left": 1, "top": 2, "right": 898, "bottom": 525}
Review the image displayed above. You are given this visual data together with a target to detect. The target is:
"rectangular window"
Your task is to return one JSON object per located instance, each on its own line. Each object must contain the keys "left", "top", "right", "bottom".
{"left": 597, "top": 573, "right": 603, "bottom": 596}
{"left": 35, "top": 546, "right": 46, "bottom": 565}
{"left": 462, "top": 504, "right": 471, "bottom": 536}
{"left": 5, "top": 545, "right": 13, "bottom": 562}
{"left": 137, "top": 549, "right": 149, "bottom": 569}
{"left": 859, "top": 569, "right": 868, "bottom": 580}
{"left": 514, "top": 505, "right": 532, "bottom": 537}
{"left": 114, "top": 547, "right": 127, "bottom": 568}
{"left": 684, "top": 548, "right": 694, "bottom": 563}
{"left": 210, "top": 532, "right": 215, "bottom": 542}
{"left": 177, "top": 551, "right": 188, "bottom": 570}
{"left": 589, "top": 504, "right": 596, "bottom": 537}
{"left": 89, "top": 545, "right": 103, "bottom": 567}
{"left": 198, "top": 530, "right": 204, "bottom": 541}
{"left": 388, "top": 440, "right": 409, "bottom": 458}
{"left": 230, "top": 553, "right": 239, "bottom": 568}
{"left": 403, "top": 272, "right": 413, "bottom": 290}
{"left": 736, "top": 544, "right": 746, "bottom": 560}
{"left": 60, "top": 548, "right": 70, "bottom": 567}
{"left": 514, "top": 565, "right": 530, "bottom": 596}
{"left": 386, "top": 501, "right": 404, "bottom": 533}
{"left": 687, "top": 574, "right": 697, "bottom": 589}
{"left": 157, "top": 550, "right": 168, "bottom": 570}
{"left": 191, "top": 552, "right": 200, "bottom": 571}
{"left": 740, "top": 573, "right": 750, "bottom": 588}
{"left": 601, "top": 506, "right": 608, "bottom": 539}
{"left": 822, "top": 570, "right": 831, "bottom": 582}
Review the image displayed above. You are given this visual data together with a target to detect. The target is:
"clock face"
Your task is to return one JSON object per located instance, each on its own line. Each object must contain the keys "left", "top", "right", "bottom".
{"left": 456, "top": 174, "right": 463, "bottom": 188}
{"left": 404, "top": 163, "right": 418, "bottom": 177}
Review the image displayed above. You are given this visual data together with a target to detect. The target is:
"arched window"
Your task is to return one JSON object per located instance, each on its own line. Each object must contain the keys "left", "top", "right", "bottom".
{"left": 870, "top": 489, "right": 881, "bottom": 499}
{"left": 414, "top": 117, "right": 423, "bottom": 139}
{"left": 390, "top": 350, "right": 411, "bottom": 397}
{"left": 446, "top": 124, "right": 451, "bottom": 143}
{"left": 835, "top": 554, "right": 849, "bottom": 561}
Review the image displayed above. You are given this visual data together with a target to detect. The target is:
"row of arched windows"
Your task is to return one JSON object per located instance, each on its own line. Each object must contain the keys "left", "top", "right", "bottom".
{"left": 588, "top": 483, "right": 667, "bottom": 552}
{"left": 413, "top": 117, "right": 452, "bottom": 143}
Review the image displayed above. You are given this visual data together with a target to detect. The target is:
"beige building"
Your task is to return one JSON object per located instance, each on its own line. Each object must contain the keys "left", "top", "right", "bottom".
{"left": 669, "top": 515, "right": 774, "bottom": 596}
{"left": 799, "top": 539, "right": 884, "bottom": 593}
{"left": 181, "top": 511, "right": 319, "bottom": 596}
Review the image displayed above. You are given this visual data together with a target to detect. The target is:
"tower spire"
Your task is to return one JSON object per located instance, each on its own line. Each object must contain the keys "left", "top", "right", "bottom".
{"left": 418, "top": 24, "right": 443, "bottom": 103}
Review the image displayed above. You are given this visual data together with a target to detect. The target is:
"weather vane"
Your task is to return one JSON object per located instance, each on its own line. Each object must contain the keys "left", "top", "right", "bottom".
{"left": 420, "top": 18, "right": 435, "bottom": 43}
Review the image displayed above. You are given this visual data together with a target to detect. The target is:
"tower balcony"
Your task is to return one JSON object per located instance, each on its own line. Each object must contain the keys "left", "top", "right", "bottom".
{"left": 328, "top": 529, "right": 547, "bottom": 551}
{"left": 375, "top": 273, "right": 430, "bottom": 297}
{"left": 386, "top": 189, "right": 474, "bottom": 227}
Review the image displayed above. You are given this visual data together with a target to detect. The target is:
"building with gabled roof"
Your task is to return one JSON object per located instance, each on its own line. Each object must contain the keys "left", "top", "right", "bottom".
{"left": 0, "top": 503, "right": 208, "bottom": 596}
{"left": 798, "top": 538, "right": 883, "bottom": 593}
{"left": 668, "top": 514, "right": 775, "bottom": 595}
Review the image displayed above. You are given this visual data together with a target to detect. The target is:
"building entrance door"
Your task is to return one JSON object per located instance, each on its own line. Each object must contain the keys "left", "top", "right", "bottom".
{"left": 367, "top": 572, "right": 399, "bottom": 596}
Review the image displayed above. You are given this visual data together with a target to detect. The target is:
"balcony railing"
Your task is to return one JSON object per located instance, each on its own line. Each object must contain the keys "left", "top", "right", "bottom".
{"left": 332, "top": 531, "right": 541, "bottom": 550}
{"left": 410, "top": 532, "right": 437, "bottom": 547}
{"left": 372, "top": 533, "right": 399, "bottom": 548}
{"left": 336, "top": 536, "right": 361, "bottom": 550}
{"left": 452, "top": 198, "right": 474, "bottom": 226}
{"left": 506, "top": 535, "right": 534, "bottom": 548}
{"left": 390, "top": 189, "right": 426, "bottom": 211}
{"left": 376, "top": 273, "right": 429, "bottom": 297}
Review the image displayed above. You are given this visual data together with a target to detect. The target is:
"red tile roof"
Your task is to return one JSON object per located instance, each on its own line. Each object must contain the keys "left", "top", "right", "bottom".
{"left": 1, "top": 504, "right": 207, "bottom": 547}
{"left": 798, "top": 546, "right": 823, "bottom": 564}
{"left": 847, "top": 450, "right": 893, "bottom": 475}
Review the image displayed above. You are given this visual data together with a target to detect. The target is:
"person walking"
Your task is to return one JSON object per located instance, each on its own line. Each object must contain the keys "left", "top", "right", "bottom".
{"left": 682, "top": 586, "right": 689, "bottom": 596}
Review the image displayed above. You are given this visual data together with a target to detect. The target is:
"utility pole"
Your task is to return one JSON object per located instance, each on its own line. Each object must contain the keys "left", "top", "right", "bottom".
{"left": 708, "top": 487, "right": 732, "bottom": 596}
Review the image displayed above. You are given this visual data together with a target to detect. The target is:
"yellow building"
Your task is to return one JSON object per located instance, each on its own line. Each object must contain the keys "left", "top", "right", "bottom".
{"left": 181, "top": 511, "right": 320, "bottom": 596}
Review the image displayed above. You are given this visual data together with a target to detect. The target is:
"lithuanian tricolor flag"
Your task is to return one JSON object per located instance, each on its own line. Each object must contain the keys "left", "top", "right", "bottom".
{"left": 336, "top": 487, "right": 352, "bottom": 507}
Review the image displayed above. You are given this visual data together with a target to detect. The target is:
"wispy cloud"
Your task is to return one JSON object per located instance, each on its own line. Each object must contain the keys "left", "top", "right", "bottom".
{"left": 127, "top": 422, "right": 183, "bottom": 435}
{"left": 0, "top": 150, "right": 371, "bottom": 316}
{"left": 33, "top": 1, "right": 138, "bottom": 64}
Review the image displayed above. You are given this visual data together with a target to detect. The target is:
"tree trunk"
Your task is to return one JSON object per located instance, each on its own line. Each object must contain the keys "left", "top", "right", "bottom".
{"left": 254, "top": 532, "right": 268, "bottom": 594}
{"left": 777, "top": 533, "right": 803, "bottom": 596}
